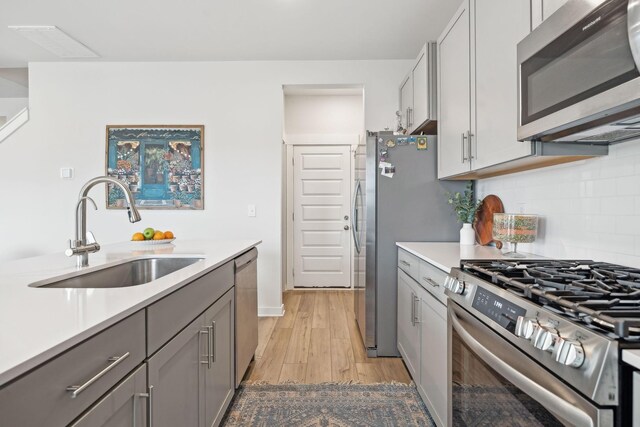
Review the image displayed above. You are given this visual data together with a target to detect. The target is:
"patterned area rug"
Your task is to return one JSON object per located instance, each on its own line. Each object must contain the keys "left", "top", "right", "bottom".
{"left": 221, "top": 383, "right": 435, "bottom": 426}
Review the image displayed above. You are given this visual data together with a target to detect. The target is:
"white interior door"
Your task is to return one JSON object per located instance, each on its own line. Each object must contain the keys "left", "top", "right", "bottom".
{"left": 293, "top": 145, "right": 351, "bottom": 288}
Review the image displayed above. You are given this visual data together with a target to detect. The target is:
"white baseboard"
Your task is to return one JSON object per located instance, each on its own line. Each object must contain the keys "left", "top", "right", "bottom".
{"left": 258, "top": 304, "right": 284, "bottom": 317}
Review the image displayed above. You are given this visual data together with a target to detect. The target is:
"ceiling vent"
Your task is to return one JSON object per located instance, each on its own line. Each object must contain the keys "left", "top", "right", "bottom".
{"left": 8, "top": 26, "right": 99, "bottom": 58}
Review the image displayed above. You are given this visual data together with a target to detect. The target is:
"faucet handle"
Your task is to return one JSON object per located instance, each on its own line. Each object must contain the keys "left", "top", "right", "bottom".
{"left": 86, "top": 231, "right": 97, "bottom": 244}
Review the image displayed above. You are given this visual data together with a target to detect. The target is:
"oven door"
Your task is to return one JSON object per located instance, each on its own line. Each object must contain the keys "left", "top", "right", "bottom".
{"left": 518, "top": 0, "right": 640, "bottom": 141}
{"left": 448, "top": 302, "right": 614, "bottom": 427}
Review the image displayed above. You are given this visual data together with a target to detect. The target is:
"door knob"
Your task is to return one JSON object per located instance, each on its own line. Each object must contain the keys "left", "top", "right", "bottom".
{"left": 344, "top": 225, "right": 350, "bottom": 230}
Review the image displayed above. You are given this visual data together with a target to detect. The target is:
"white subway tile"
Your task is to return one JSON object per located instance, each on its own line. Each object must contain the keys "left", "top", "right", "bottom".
{"left": 477, "top": 141, "right": 640, "bottom": 264}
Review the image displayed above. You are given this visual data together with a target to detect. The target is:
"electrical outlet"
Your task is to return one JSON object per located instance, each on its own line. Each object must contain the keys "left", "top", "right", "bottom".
{"left": 248, "top": 204, "right": 256, "bottom": 217}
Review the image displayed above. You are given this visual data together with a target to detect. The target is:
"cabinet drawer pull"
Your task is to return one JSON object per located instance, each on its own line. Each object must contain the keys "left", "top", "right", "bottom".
{"left": 200, "top": 327, "right": 213, "bottom": 368}
{"left": 461, "top": 132, "right": 468, "bottom": 162}
{"left": 422, "top": 276, "right": 440, "bottom": 288}
{"left": 210, "top": 321, "right": 216, "bottom": 365}
{"left": 133, "top": 387, "right": 151, "bottom": 427}
{"left": 66, "top": 352, "right": 130, "bottom": 398}
{"left": 413, "top": 294, "right": 421, "bottom": 324}
{"left": 410, "top": 292, "right": 416, "bottom": 326}
{"left": 400, "top": 260, "right": 411, "bottom": 267}
{"left": 148, "top": 385, "right": 154, "bottom": 427}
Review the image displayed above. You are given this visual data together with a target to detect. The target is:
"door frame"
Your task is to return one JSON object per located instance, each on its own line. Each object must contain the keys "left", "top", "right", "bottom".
{"left": 284, "top": 136, "right": 361, "bottom": 291}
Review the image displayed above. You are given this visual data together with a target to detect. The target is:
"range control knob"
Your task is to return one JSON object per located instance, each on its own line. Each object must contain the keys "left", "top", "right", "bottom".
{"left": 555, "top": 338, "right": 585, "bottom": 368}
{"left": 515, "top": 317, "right": 538, "bottom": 339}
{"left": 532, "top": 326, "right": 558, "bottom": 352}
{"left": 444, "top": 277, "right": 465, "bottom": 295}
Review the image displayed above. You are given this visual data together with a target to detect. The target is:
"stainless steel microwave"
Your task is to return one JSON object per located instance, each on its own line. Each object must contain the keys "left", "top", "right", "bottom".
{"left": 518, "top": 0, "right": 640, "bottom": 143}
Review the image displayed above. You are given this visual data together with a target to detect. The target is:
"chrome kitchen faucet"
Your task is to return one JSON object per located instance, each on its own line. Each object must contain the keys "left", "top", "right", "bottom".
{"left": 66, "top": 176, "right": 142, "bottom": 268}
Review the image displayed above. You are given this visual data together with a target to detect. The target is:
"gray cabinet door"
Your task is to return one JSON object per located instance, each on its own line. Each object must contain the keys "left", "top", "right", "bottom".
{"left": 419, "top": 290, "right": 448, "bottom": 427}
{"left": 473, "top": 0, "right": 533, "bottom": 170}
{"left": 437, "top": 0, "right": 472, "bottom": 178}
{"left": 148, "top": 313, "right": 206, "bottom": 427}
{"left": 400, "top": 73, "right": 413, "bottom": 132}
{"left": 71, "top": 365, "right": 148, "bottom": 427}
{"left": 203, "top": 289, "right": 235, "bottom": 427}
{"left": 397, "top": 269, "right": 420, "bottom": 380}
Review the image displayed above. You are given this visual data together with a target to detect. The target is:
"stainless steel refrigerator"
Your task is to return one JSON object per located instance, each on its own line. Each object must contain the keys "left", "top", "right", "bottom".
{"left": 352, "top": 131, "right": 464, "bottom": 357}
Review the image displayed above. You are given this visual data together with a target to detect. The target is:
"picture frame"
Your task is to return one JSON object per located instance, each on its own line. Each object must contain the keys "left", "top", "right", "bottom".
{"left": 105, "top": 125, "right": 204, "bottom": 210}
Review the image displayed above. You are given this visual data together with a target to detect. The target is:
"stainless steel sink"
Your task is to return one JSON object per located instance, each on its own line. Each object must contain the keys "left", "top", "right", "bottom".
{"left": 31, "top": 257, "right": 204, "bottom": 289}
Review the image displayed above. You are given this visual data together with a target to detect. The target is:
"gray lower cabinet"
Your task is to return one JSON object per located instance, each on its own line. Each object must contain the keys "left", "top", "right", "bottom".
{"left": 0, "top": 255, "right": 246, "bottom": 426}
{"left": 397, "top": 269, "right": 421, "bottom": 379}
{"left": 70, "top": 364, "right": 148, "bottom": 427}
{"left": 418, "top": 289, "right": 448, "bottom": 427}
{"left": 397, "top": 248, "right": 448, "bottom": 427}
{"left": 203, "top": 289, "right": 235, "bottom": 427}
{"left": 0, "top": 310, "right": 145, "bottom": 427}
{"left": 148, "top": 312, "right": 205, "bottom": 427}
{"left": 148, "top": 288, "right": 235, "bottom": 427}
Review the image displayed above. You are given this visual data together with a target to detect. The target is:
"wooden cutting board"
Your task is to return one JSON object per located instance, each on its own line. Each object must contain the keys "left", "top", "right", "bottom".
{"left": 474, "top": 195, "right": 505, "bottom": 249}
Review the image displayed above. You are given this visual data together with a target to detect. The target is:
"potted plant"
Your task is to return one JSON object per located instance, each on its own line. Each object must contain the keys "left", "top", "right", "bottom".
{"left": 445, "top": 182, "right": 481, "bottom": 245}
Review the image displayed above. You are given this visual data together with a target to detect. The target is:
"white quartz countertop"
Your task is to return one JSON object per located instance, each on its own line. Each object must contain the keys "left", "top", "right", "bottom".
{"left": 396, "top": 242, "right": 542, "bottom": 272}
{"left": 622, "top": 350, "right": 640, "bottom": 369}
{"left": 0, "top": 239, "right": 260, "bottom": 386}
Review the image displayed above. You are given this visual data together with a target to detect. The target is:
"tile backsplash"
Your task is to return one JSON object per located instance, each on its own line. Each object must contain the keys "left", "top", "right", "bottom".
{"left": 476, "top": 141, "right": 640, "bottom": 267}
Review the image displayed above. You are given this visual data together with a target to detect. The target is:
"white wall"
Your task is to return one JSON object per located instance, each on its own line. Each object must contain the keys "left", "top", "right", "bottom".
{"left": 0, "top": 97, "right": 28, "bottom": 121}
{"left": 477, "top": 141, "right": 640, "bottom": 268}
{"left": 283, "top": 94, "right": 364, "bottom": 138}
{"left": 0, "top": 60, "right": 410, "bottom": 314}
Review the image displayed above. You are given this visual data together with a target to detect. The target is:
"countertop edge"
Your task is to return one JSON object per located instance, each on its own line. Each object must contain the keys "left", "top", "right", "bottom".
{"left": 396, "top": 242, "right": 454, "bottom": 272}
{"left": 0, "top": 240, "right": 261, "bottom": 386}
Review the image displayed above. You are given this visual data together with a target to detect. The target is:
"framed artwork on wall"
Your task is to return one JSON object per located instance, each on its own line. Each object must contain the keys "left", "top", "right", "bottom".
{"left": 105, "top": 125, "right": 204, "bottom": 210}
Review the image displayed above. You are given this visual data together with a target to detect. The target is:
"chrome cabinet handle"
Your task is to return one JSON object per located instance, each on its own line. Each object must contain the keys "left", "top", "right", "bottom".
{"left": 200, "top": 328, "right": 212, "bottom": 368}
{"left": 422, "top": 276, "right": 440, "bottom": 288}
{"left": 133, "top": 387, "right": 151, "bottom": 427}
{"left": 400, "top": 260, "right": 411, "bottom": 267}
{"left": 461, "top": 132, "right": 468, "bottom": 162}
{"left": 210, "top": 321, "right": 216, "bottom": 364}
{"left": 410, "top": 291, "right": 416, "bottom": 326}
{"left": 468, "top": 131, "right": 475, "bottom": 160}
{"left": 408, "top": 107, "right": 413, "bottom": 128}
{"left": 66, "top": 352, "right": 130, "bottom": 398}
{"left": 413, "top": 294, "right": 421, "bottom": 324}
{"left": 148, "top": 385, "right": 154, "bottom": 427}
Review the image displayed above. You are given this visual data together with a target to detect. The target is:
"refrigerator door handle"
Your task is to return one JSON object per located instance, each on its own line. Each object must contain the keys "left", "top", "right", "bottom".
{"left": 352, "top": 179, "right": 361, "bottom": 253}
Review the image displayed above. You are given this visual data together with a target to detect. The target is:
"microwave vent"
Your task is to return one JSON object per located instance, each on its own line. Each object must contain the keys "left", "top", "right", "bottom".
{"left": 577, "top": 128, "right": 640, "bottom": 144}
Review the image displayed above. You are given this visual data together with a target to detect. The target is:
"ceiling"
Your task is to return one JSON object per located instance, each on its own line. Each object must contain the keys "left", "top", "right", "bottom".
{"left": 0, "top": 0, "right": 460, "bottom": 67}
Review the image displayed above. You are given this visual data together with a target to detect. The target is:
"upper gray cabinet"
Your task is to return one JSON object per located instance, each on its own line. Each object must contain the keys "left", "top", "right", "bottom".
{"left": 437, "top": 0, "right": 534, "bottom": 179}
{"left": 531, "top": 0, "right": 569, "bottom": 29}
{"left": 399, "top": 42, "right": 437, "bottom": 135}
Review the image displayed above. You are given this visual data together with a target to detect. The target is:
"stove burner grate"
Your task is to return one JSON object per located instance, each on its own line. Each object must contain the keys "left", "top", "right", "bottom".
{"left": 461, "top": 259, "right": 640, "bottom": 339}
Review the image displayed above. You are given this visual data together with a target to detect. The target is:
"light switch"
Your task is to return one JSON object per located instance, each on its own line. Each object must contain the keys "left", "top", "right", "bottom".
{"left": 60, "top": 167, "right": 74, "bottom": 179}
{"left": 248, "top": 204, "right": 256, "bottom": 217}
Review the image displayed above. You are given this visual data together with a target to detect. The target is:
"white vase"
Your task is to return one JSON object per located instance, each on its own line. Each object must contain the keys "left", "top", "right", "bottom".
{"left": 460, "top": 223, "right": 475, "bottom": 246}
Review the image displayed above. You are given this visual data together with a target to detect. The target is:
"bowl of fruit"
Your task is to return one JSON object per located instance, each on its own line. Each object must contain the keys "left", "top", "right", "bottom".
{"left": 131, "top": 228, "right": 175, "bottom": 245}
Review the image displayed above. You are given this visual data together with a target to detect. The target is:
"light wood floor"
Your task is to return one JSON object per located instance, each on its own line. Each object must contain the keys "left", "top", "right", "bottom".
{"left": 245, "top": 290, "right": 411, "bottom": 384}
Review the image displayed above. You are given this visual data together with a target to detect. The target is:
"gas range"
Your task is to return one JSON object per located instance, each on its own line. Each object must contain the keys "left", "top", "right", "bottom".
{"left": 445, "top": 259, "right": 640, "bottom": 419}
{"left": 460, "top": 259, "right": 640, "bottom": 339}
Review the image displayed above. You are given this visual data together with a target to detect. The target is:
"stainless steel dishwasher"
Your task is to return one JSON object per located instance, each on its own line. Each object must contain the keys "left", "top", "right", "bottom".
{"left": 234, "top": 247, "right": 258, "bottom": 387}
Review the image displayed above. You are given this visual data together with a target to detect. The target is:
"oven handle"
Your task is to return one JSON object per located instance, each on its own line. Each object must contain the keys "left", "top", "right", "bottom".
{"left": 449, "top": 304, "right": 612, "bottom": 427}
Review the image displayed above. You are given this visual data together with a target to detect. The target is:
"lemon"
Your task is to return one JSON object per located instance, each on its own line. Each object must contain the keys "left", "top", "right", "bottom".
{"left": 153, "top": 231, "right": 165, "bottom": 240}
{"left": 132, "top": 232, "right": 145, "bottom": 241}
